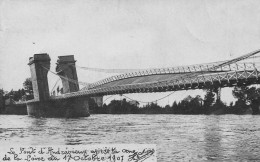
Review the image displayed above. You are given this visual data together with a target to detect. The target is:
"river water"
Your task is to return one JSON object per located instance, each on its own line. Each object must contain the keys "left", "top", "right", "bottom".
{"left": 0, "top": 114, "right": 260, "bottom": 161}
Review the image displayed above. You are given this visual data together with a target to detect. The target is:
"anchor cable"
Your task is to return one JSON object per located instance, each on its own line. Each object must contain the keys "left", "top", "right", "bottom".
{"left": 50, "top": 78, "right": 61, "bottom": 93}
{"left": 41, "top": 65, "right": 91, "bottom": 87}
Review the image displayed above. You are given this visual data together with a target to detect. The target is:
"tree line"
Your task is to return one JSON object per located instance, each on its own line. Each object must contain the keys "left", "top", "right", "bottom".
{"left": 0, "top": 78, "right": 33, "bottom": 102}
{"left": 91, "top": 86, "right": 260, "bottom": 115}
{"left": 1, "top": 77, "right": 259, "bottom": 115}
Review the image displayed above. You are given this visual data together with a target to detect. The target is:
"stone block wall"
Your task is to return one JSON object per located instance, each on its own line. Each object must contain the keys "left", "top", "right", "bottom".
{"left": 27, "top": 96, "right": 90, "bottom": 118}
{"left": 4, "top": 104, "right": 27, "bottom": 115}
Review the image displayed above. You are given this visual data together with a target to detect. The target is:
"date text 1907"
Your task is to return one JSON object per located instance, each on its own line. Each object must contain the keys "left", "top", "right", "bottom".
{"left": 63, "top": 153, "right": 124, "bottom": 162}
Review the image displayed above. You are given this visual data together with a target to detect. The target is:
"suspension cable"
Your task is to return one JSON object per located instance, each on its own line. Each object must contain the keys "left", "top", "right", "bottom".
{"left": 76, "top": 65, "right": 144, "bottom": 73}
{"left": 75, "top": 53, "right": 260, "bottom": 74}
{"left": 77, "top": 50, "right": 260, "bottom": 89}
{"left": 40, "top": 65, "right": 91, "bottom": 87}
{"left": 121, "top": 91, "right": 176, "bottom": 104}
{"left": 50, "top": 78, "right": 61, "bottom": 93}
{"left": 103, "top": 95, "right": 114, "bottom": 102}
{"left": 213, "top": 49, "right": 260, "bottom": 69}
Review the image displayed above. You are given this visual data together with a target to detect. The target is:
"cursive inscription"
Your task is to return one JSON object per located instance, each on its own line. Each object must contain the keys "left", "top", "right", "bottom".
{"left": 123, "top": 148, "right": 155, "bottom": 162}
{"left": 0, "top": 145, "right": 156, "bottom": 162}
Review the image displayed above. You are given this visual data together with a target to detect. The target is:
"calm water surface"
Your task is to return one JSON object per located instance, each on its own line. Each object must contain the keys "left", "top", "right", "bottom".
{"left": 0, "top": 114, "right": 260, "bottom": 161}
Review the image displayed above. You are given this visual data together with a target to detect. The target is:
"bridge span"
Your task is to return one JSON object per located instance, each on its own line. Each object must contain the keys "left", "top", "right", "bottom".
{"left": 14, "top": 49, "right": 260, "bottom": 117}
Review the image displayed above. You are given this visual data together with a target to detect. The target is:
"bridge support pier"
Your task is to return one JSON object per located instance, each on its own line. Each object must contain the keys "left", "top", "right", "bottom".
{"left": 56, "top": 55, "right": 103, "bottom": 109}
{"left": 26, "top": 54, "right": 90, "bottom": 118}
{"left": 56, "top": 55, "right": 79, "bottom": 93}
{"left": 26, "top": 97, "right": 90, "bottom": 117}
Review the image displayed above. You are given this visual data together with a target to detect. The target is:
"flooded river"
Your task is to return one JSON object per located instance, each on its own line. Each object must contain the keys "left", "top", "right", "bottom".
{"left": 0, "top": 114, "right": 260, "bottom": 161}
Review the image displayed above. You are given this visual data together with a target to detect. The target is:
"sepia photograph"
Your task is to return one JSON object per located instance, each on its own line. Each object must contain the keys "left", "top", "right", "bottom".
{"left": 0, "top": 0, "right": 260, "bottom": 161}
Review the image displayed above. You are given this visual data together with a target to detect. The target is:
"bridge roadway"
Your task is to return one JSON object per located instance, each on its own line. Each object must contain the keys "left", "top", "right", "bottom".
{"left": 51, "top": 69, "right": 260, "bottom": 100}
{"left": 50, "top": 50, "right": 260, "bottom": 100}
{"left": 51, "top": 49, "right": 259, "bottom": 99}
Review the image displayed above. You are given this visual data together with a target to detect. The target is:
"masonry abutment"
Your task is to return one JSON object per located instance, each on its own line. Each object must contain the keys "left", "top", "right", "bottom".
{"left": 26, "top": 54, "right": 90, "bottom": 118}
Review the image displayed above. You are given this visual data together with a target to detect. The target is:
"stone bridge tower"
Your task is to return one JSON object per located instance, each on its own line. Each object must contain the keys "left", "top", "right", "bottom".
{"left": 56, "top": 55, "right": 79, "bottom": 93}
{"left": 28, "top": 54, "right": 51, "bottom": 101}
{"left": 55, "top": 55, "right": 103, "bottom": 107}
{"left": 27, "top": 53, "right": 90, "bottom": 118}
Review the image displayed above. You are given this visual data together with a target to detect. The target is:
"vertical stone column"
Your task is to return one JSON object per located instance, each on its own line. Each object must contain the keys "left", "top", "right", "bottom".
{"left": 28, "top": 54, "right": 51, "bottom": 101}
{"left": 56, "top": 55, "right": 79, "bottom": 93}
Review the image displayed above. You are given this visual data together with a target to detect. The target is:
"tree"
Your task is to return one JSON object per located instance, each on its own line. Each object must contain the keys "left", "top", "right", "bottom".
{"left": 232, "top": 86, "right": 248, "bottom": 102}
{"left": 164, "top": 104, "right": 171, "bottom": 114}
{"left": 0, "top": 89, "right": 4, "bottom": 95}
{"left": 232, "top": 86, "right": 260, "bottom": 114}
{"left": 210, "top": 99, "right": 227, "bottom": 114}
{"left": 203, "top": 89, "right": 216, "bottom": 114}
{"left": 171, "top": 101, "right": 178, "bottom": 114}
{"left": 204, "top": 90, "right": 215, "bottom": 107}
{"left": 23, "top": 78, "right": 33, "bottom": 93}
{"left": 177, "top": 95, "right": 204, "bottom": 114}
{"left": 233, "top": 86, "right": 260, "bottom": 103}
{"left": 23, "top": 78, "right": 34, "bottom": 100}
{"left": 190, "top": 95, "right": 203, "bottom": 114}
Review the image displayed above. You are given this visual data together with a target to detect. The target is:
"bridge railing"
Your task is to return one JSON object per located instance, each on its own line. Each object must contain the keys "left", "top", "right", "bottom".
{"left": 86, "top": 62, "right": 259, "bottom": 90}
{"left": 51, "top": 68, "right": 260, "bottom": 100}
{"left": 85, "top": 49, "right": 260, "bottom": 89}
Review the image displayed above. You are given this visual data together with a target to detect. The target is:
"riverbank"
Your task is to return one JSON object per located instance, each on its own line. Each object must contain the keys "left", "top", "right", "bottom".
{"left": 91, "top": 99, "right": 260, "bottom": 115}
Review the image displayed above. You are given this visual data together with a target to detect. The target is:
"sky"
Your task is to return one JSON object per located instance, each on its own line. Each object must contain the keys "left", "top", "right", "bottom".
{"left": 1, "top": 0, "right": 260, "bottom": 105}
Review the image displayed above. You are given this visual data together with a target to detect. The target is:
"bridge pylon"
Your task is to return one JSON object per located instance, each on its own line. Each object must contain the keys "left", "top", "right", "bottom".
{"left": 55, "top": 55, "right": 103, "bottom": 108}
{"left": 56, "top": 55, "right": 79, "bottom": 93}
{"left": 28, "top": 54, "right": 51, "bottom": 101}
{"left": 26, "top": 54, "right": 90, "bottom": 118}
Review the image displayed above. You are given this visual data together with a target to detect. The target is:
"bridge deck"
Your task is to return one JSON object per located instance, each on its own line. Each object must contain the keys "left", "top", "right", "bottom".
{"left": 49, "top": 49, "right": 260, "bottom": 99}
{"left": 89, "top": 71, "right": 220, "bottom": 89}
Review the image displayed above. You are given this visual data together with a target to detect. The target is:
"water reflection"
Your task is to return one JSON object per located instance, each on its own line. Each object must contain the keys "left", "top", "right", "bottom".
{"left": 203, "top": 116, "right": 224, "bottom": 161}
{"left": 202, "top": 115, "right": 260, "bottom": 161}
{"left": 28, "top": 117, "right": 47, "bottom": 131}
{"left": 232, "top": 116, "right": 260, "bottom": 161}
{"left": 61, "top": 119, "right": 85, "bottom": 145}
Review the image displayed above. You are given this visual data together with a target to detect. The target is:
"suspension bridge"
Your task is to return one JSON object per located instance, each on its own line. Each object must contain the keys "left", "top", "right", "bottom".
{"left": 11, "top": 49, "right": 260, "bottom": 117}
{"left": 51, "top": 49, "right": 260, "bottom": 98}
